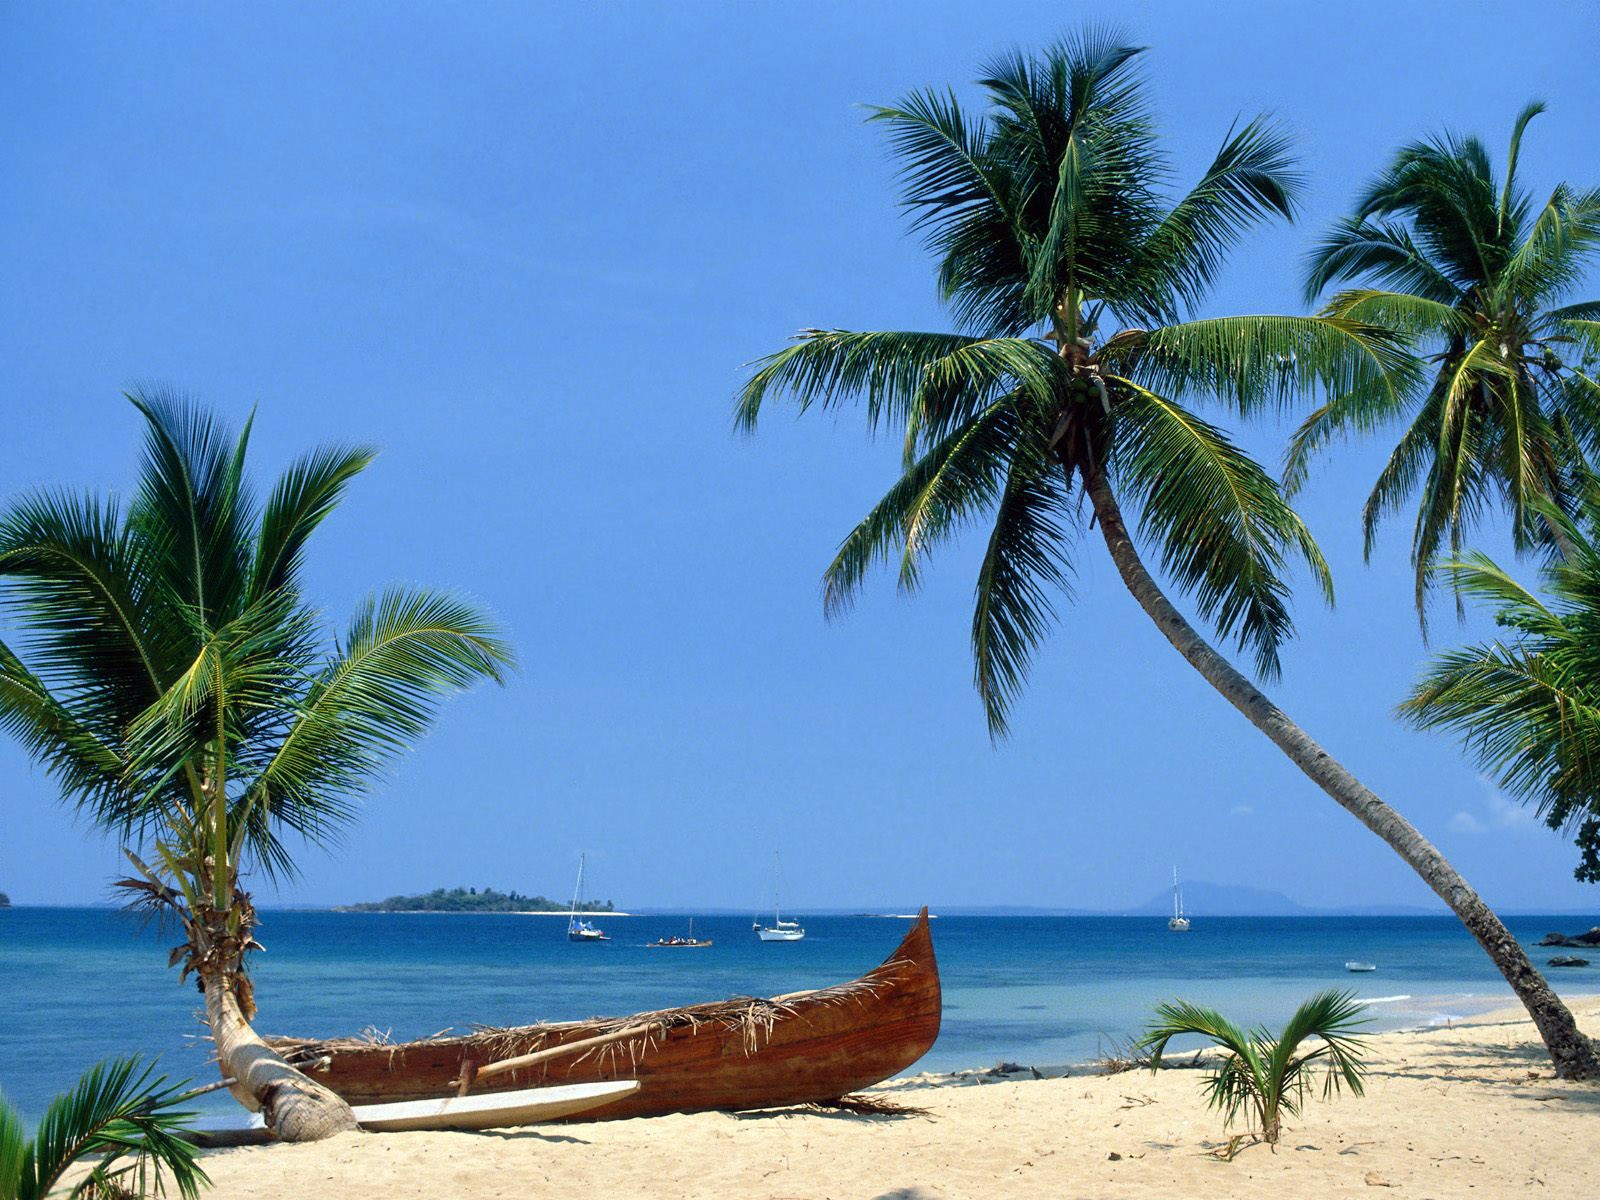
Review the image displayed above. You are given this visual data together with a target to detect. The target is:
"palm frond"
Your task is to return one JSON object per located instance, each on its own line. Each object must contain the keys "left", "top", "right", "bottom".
{"left": 251, "top": 444, "right": 377, "bottom": 601}
{"left": 1109, "top": 381, "right": 1329, "bottom": 677}
{"left": 0, "top": 489, "right": 174, "bottom": 728}
{"left": 735, "top": 330, "right": 1057, "bottom": 440}
{"left": 243, "top": 587, "right": 514, "bottom": 845}
{"left": 1108, "top": 314, "right": 1416, "bottom": 416}
{"left": 1145, "top": 115, "right": 1303, "bottom": 310}
{"left": 126, "top": 387, "right": 254, "bottom": 634}
{"left": 1303, "top": 217, "right": 1461, "bottom": 305}
{"left": 1403, "top": 507, "right": 1600, "bottom": 873}
{"left": 1267, "top": 989, "right": 1370, "bottom": 1103}
{"left": 820, "top": 400, "right": 1019, "bottom": 615}
{"left": 19, "top": 1057, "right": 206, "bottom": 1200}
{"left": 970, "top": 435, "right": 1076, "bottom": 738}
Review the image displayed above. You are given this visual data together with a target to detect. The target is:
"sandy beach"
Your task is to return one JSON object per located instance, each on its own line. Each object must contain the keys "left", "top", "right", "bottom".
{"left": 194, "top": 996, "right": 1600, "bottom": 1199}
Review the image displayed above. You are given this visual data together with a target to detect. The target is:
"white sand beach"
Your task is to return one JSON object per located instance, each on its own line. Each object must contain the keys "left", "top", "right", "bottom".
{"left": 195, "top": 996, "right": 1600, "bottom": 1199}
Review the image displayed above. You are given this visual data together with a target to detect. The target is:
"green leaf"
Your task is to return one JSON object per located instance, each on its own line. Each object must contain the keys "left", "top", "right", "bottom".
{"left": 1109, "top": 380, "right": 1331, "bottom": 677}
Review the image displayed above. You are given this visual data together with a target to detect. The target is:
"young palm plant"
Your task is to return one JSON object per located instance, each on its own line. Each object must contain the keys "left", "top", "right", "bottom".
{"left": 735, "top": 32, "right": 1600, "bottom": 1078}
{"left": 0, "top": 393, "right": 515, "bottom": 1140}
{"left": 1402, "top": 482, "right": 1600, "bottom": 881}
{"left": 0, "top": 1057, "right": 207, "bottom": 1200}
{"left": 1138, "top": 991, "right": 1369, "bottom": 1152}
{"left": 1296, "top": 104, "right": 1600, "bottom": 627}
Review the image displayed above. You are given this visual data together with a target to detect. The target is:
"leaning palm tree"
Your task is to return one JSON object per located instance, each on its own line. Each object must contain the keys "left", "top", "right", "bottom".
{"left": 1296, "top": 104, "right": 1600, "bottom": 628}
{"left": 0, "top": 393, "right": 514, "bottom": 1140}
{"left": 1403, "top": 484, "right": 1600, "bottom": 882}
{"left": 1138, "top": 991, "right": 1368, "bottom": 1152}
{"left": 735, "top": 33, "right": 1600, "bottom": 1078}
{"left": 0, "top": 1057, "right": 208, "bottom": 1200}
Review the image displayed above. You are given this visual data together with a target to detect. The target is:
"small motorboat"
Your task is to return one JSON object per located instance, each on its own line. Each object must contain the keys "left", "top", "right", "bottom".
{"left": 649, "top": 919, "right": 713, "bottom": 948}
{"left": 1345, "top": 961, "right": 1377, "bottom": 973}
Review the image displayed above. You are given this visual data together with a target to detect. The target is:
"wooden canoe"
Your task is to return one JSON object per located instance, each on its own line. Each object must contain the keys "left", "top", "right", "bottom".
{"left": 270, "top": 908, "right": 940, "bottom": 1120}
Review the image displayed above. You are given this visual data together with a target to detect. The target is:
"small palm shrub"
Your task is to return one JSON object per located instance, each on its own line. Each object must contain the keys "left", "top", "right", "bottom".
{"left": 0, "top": 1057, "right": 207, "bottom": 1200}
{"left": 1137, "top": 990, "right": 1369, "bottom": 1150}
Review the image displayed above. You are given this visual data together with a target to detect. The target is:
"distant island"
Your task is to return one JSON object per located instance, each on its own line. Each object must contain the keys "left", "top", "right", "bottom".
{"left": 336, "top": 886, "right": 612, "bottom": 914}
{"left": 0, "top": 892, "right": 9, "bottom": 908}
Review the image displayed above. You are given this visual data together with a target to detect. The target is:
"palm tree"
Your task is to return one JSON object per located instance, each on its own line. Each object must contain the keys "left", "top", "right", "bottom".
{"left": 0, "top": 393, "right": 515, "bottom": 1140}
{"left": 1296, "top": 104, "right": 1600, "bottom": 628}
{"left": 1138, "top": 991, "right": 1369, "bottom": 1151}
{"left": 0, "top": 1057, "right": 208, "bottom": 1199}
{"left": 735, "top": 33, "right": 1600, "bottom": 1079}
{"left": 1402, "top": 485, "right": 1600, "bottom": 881}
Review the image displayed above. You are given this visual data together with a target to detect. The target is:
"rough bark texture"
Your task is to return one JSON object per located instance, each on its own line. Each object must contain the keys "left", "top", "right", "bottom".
{"left": 202, "top": 968, "right": 361, "bottom": 1141}
{"left": 1078, "top": 458, "right": 1600, "bottom": 1081}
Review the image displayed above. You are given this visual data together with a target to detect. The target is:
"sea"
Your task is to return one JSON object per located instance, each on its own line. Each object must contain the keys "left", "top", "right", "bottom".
{"left": 1, "top": 906, "right": 1594, "bottom": 1125}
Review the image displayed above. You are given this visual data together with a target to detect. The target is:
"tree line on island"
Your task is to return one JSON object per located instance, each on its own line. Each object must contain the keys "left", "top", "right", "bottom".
{"left": 337, "top": 887, "right": 613, "bottom": 914}
{"left": 1, "top": 26, "right": 1599, "bottom": 1179}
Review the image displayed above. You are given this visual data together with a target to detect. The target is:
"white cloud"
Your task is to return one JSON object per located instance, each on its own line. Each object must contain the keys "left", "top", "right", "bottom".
{"left": 1229, "top": 804, "right": 1255, "bottom": 817}
{"left": 1449, "top": 781, "right": 1536, "bottom": 835}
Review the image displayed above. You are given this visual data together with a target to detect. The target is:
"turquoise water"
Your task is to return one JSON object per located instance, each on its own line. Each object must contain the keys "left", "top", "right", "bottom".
{"left": 1, "top": 906, "right": 1593, "bottom": 1123}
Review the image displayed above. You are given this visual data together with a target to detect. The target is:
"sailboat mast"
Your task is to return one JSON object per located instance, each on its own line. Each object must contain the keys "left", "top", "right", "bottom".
{"left": 773, "top": 851, "right": 783, "bottom": 924}
{"left": 570, "top": 853, "right": 585, "bottom": 928}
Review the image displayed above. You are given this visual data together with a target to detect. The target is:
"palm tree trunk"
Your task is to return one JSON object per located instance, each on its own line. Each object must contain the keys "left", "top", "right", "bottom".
{"left": 201, "top": 967, "right": 360, "bottom": 1141}
{"left": 1078, "top": 457, "right": 1600, "bottom": 1081}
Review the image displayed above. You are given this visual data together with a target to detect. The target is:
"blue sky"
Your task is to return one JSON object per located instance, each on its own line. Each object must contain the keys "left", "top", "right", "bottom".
{"left": 3, "top": 1, "right": 1598, "bottom": 913}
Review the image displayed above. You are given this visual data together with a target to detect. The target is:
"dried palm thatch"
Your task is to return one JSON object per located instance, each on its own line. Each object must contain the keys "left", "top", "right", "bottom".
{"left": 804, "top": 1093, "right": 931, "bottom": 1117}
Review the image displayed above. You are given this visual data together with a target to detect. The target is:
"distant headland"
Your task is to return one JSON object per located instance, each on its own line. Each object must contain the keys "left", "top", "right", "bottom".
{"left": 0, "top": 891, "right": 10, "bottom": 908}
{"left": 335, "top": 887, "right": 614, "bottom": 914}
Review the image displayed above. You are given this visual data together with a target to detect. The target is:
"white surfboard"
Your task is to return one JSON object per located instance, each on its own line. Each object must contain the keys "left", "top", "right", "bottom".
{"left": 354, "top": 1080, "right": 640, "bottom": 1132}
{"left": 187, "top": 1080, "right": 640, "bottom": 1145}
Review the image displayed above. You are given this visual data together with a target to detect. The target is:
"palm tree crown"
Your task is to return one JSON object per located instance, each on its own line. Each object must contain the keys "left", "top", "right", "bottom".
{"left": 0, "top": 392, "right": 513, "bottom": 986}
{"left": 1402, "top": 483, "right": 1600, "bottom": 881}
{"left": 1297, "top": 103, "right": 1600, "bottom": 627}
{"left": 738, "top": 31, "right": 1401, "bottom": 734}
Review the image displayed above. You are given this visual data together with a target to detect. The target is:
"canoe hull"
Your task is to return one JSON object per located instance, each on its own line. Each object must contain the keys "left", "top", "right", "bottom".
{"left": 274, "top": 910, "right": 940, "bottom": 1120}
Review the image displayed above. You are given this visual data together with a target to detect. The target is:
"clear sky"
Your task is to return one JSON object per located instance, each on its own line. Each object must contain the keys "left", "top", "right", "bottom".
{"left": 3, "top": 1, "right": 1598, "bottom": 913}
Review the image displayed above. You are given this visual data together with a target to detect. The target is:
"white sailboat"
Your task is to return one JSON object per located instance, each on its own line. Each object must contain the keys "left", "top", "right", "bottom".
{"left": 1167, "top": 867, "right": 1191, "bottom": 932}
{"left": 567, "top": 853, "right": 609, "bottom": 943}
{"left": 753, "top": 853, "right": 805, "bottom": 942}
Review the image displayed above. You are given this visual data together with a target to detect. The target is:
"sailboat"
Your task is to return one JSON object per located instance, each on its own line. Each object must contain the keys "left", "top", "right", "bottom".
{"left": 567, "top": 853, "right": 609, "bottom": 943}
{"left": 753, "top": 853, "right": 805, "bottom": 942}
{"left": 1167, "top": 867, "right": 1191, "bottom": 932}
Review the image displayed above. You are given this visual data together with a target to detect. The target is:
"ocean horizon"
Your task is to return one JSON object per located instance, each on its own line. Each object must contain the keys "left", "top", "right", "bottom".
{"left": 2, "top": 905, "right": 1595, "bottom": 1126}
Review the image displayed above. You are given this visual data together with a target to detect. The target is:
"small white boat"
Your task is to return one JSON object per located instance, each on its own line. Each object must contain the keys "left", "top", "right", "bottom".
{"left": 1345, "top": 961, "right": 1377, "bottom": 973}
{"left": 1167, "top": 867, "right": 1190, "bottom": 932}
{"left": 754, "top": 852, "right": 805, "bottom": 942}
{"left": 188, "top": 1080, "right": 641, "bottom": 1144}
{"left": 568, "top": 853, "right": 610, "bottom": 943}
{"left": 755, "top": 923, "right": 805, "bottom": 943}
